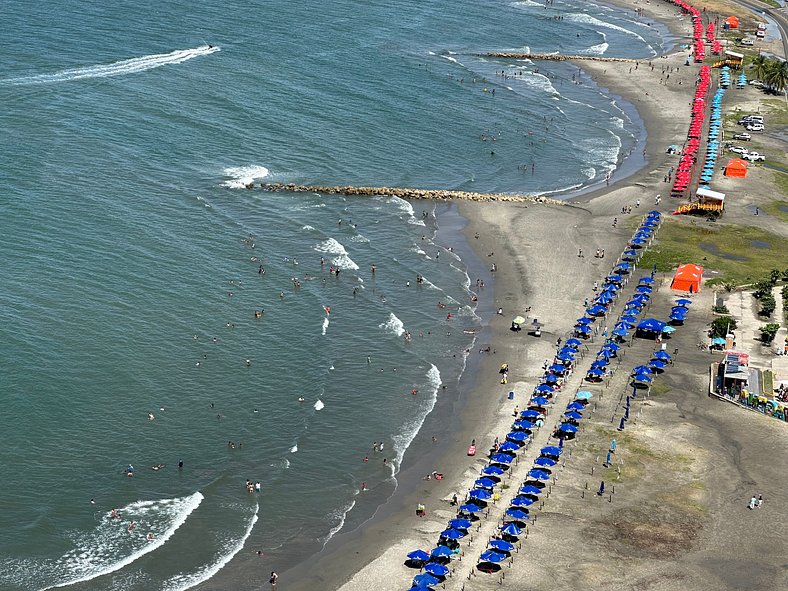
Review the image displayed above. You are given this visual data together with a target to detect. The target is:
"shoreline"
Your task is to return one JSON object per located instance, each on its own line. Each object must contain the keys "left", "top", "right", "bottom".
{"left": 271, "top": 1, "right": 708, "bottom": 589}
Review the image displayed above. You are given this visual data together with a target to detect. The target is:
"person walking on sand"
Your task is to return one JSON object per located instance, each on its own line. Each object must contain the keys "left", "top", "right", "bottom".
{"left": 269, "top": 571, "right": 278, "bottom": 589}
{"left": 749, "top": 495, "right": 757, "bottom": 510}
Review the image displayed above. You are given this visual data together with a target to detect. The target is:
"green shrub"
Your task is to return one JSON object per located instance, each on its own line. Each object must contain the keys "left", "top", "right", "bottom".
{"left": 712, "top": 304, "right": 730, "bottom": 315}
{"left": 759, "top": 324, "right": 780, "bottom": 344}
{"left": 759, "top": 294, "right": 776, "bottom": 317}
{"left": 710, "top": 316, "right": 737, "bottom": 338}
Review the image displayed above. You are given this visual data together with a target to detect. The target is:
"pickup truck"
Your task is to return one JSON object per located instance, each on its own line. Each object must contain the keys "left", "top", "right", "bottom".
{"left": 733, "top": 133, "right": 751, "bottom": 141}
{"left": 742, "top": 152, "right": 765, "bottom": 162}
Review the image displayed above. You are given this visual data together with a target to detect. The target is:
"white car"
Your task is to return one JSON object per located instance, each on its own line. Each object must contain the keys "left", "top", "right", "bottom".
{"left": 729, "top": 145, "right": 749, "bottom": 154}
{"left": 746, "top": 123, "right": 765, "bottom": 131}
{"left": 733, "top": 133, "right": 752, "bottom": 141}
{"left": 743, "top": 152, "right": 765, "bottom": 161}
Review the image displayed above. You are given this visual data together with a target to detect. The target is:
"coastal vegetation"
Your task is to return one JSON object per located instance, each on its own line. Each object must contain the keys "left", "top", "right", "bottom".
{"left": 710, "top": 316, "right": 737, "bottom": 338}
{"left": 750, "top": 55, "right": 788, "bottom": 93}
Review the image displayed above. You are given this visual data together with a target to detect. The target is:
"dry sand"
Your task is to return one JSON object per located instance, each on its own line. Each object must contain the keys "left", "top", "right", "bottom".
{"left": 280, "top": 1, "right": 788, "bottom": 590}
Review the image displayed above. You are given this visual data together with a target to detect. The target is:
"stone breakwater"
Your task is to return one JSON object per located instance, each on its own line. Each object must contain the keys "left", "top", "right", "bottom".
{"left": 258, "top": 183, "right": 566, "bottom": 205}
{"left": 480, "top": 52, "right": 638, "bottom": 63}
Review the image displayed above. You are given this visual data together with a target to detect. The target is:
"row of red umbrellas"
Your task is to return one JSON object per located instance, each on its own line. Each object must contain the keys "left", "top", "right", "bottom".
{"left": 665, "top": 0, "right": 706, "bottom": 61}
{"left": 671, "top": 65, "right": 711, "bottom": 195}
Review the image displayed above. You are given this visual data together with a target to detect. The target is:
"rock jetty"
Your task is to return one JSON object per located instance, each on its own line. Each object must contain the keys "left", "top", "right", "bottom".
{"left": 480, "top": 52, "right": 637, "bottom": 63}
{"left": 258, "top": 183, "right": 565, "bottom": 205}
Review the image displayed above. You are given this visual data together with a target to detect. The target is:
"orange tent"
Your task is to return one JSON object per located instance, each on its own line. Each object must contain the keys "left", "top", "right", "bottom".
{"left": 671, "top": 264, "right": 703, "bottom": 293}
{"left": 725, "top": 158, "right": 748, "bottom": 178}
{"left": 725, "top": 16, "right": 739, "bottom": 29}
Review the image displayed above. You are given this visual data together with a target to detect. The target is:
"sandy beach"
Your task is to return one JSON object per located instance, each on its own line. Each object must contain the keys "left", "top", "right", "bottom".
{"left": 280, "top": 1, "right": 788, "bottom": 590}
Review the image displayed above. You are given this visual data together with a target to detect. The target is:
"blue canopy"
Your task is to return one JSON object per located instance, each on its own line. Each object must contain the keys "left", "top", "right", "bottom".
{"left": 530, "top": 396, "right": 549, "bottom": 406}
{"left": 675, "top": 298, "right": 692, "bottom": 305}
{"left": 498, "top": 441, "right": 521, "bottom": 452}
{"left": 520, "top": 484, "right": 542, "bottom": 495}
{"left": 566, "top": 401, "right": 585, "bottom": 411}
{"left": 479, "top": 550, "right": 507, "bottom": 563}
{"left": 424, "top": 562, "right": 449, "bottom": 577}
{"left": 586, "top": 368, "right": 604, "bottom": 376}
{"left": 548, "top": 364, "right": 567, "bottom": 373}
{"left": 637, "top": 318, "right": 666, "bottom": 333}
{"left": 634, "top": 373, "right": 653, "bottom": 383}
{"left": 506, "top": 431, "right": 528, "bottom": 442}
{"left": 414, "top": 572, "right": 442, "bottom": 587}
{"left": 564, "top": 411, "right": 583, "bottom": 420}
{"left": 520, "top": 410, "right": 542, "bottom": 420}
{"left": 534, "top": 384, "right": 554, "bottom": 394}
{"left": 460, "top": 503, "right": 482, "bottom": 513}
{"left": 575, "top": 391, "right": 593, "bottom": 400}
{"left": 558, "top": 346, "right": 577, "bottom": 356}
{"left": 620, "top": 314, "right": 638, "bottom": 323}
{"left": 534, "top": 456, "right": 556, "bottom": 467}
{"left": 603, "top": 341, "right": 621, "bottom": 351}
{"left": 597, "top": 349, "right": 613, "bottom": 359}
{"left": 541, "top": 445, "right": 562, "bottom": 456}
{"left": 440, "top": 528, "right": 466, "bottom": 539}
{"left": 576, "top": 317, "right": 593, "bottom": 325}
{"left": 555, "top": 353, "right": 574, "bottom": 362}
{"left": 489, "top": 539, "right": 515, "bottom": 552}
{"left": 510, "top": 495, "right": 535, "bottom": 507}
{"left": 491, "top": 453, "right": 515, "bottom": 464}
{"left": 543, "top": 373, "right": 559, "bottom": 383}
{"left": 558, "top": 423, "right": 578, "bottom": 433}
{"left": 408, "top": 549, "right": 430, "bottom": 561}
{"left": 587, "top": 305, "right": 607, "bottom": 316}
{"left": 505, "top": 508, "right": 529, "bottom": 521}
{"left": 648, "top": 360, "right": 666, "bottom": 370}
{"left": 612, "top": 328, "right": 629, "bottom": 337}
{"left": 565, "top": 338, "right": 582, "bottom": 347}
{"left": 652, "top": 350, "right": 671, "bottom": 361}
{"left": 575, "top": 325, "right": 592, "bottom": 334}
{"left": 513, "top": 420, "right": 535, "bottom": 430}
{"left": 449, "top": 518, "right": 472, "bottom": 530}
{"left": 591, "top": 360, "right": 608, "bottom": 369}
{"left": 603, "top": 283, "right": 620, "bottom": 292}
{"left": 482, "top": 465, "right": 505, "bottom": 476}
{"left": 635, "top": 285, "right": 652, "bottom": 293}
{"left": 469, "top": 488, "right": 493, "bottom": 501}
{"left": 430, "top": 545, "right": 454, "bottom": 557}
{"left": 632, "top": 365, "right": 652, "bottom": 374}
{"left": 615, "top": 321, "right": 634, "bottom": 329}
{"left": 500, "top": 522, "right": 522, "bottom": 536}
{"left": 639, "top": 277, "right": 655, "bottom": 284}
{"left": 528, "top": 469, "right": 550, "bottom": 480}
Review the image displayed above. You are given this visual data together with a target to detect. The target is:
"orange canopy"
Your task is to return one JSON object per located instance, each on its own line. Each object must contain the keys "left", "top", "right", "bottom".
{"left": 671, "top": 264, "right": 703, "bottom": 293}
{"left": 725, "top": 158, "right": 748, "bottom": 178}
{"left": 725, "top": 16, "right": 739, "bottom": 29}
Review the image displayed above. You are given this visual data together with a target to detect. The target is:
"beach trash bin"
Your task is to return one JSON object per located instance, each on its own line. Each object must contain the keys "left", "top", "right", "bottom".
{"left": 508, "top": 391, "right": 515, "bottom": 400}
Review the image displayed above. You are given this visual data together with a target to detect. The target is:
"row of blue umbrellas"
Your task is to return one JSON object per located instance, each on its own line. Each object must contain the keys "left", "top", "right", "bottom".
{"left": 700, "top": 86, "right": 725, "bottom": 185}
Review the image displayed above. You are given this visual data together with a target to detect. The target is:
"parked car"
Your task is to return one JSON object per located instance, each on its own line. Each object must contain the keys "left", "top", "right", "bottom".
{"left": 733, "top": 133, "right": 752, "bottom": 141}
{"left": 743, "top": 152, "right": 765, "bottom": 162}
{"left": 745, "top": 123, "right": 765, "bottom": 131}
{"left": 749, "top": 80, "right": 764, "bottom": 87}
{"left": 728, "top": 145, "right": 748, "bottom": 154}
{"left": 739, "top": 115, "right": 763, "bottom": 125}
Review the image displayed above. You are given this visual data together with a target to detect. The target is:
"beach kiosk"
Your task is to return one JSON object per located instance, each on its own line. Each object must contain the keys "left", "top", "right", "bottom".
{"left": 725, "top": 158, "right": 748, "bottom": 178}
{"left": 724, "top": 50, "right": 744, "bottom": 68}
{"left": 696, "top": 187, "right": 725, "bottom": 211}
{"left": 671, "top": 264, "right": 703, "bottom": 293}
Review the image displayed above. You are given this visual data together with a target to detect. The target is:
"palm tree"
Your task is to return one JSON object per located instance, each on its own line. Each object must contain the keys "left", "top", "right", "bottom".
{"left": 764, "top": 59, "right": 788, "bottom": 94}
{"left": 750, "top": 54, "right": 770, "bottom": 81}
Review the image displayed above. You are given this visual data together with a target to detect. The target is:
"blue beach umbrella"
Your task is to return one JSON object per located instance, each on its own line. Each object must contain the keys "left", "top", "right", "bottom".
{"left": 652, "top": 350, "right": 671, "bottom": 361}
{"left": 534, "top": 456, "right": 557, "bottom": 467}
{"left": 591, "top": 360, "right": 608, "bottom": 369}
{"left": 520, "top": 484, "right": 542, "bottom": 495}
{"left": 491, "top": 453, "right": 514, "bottom": 464}
{"left": 587, "top": 305, "right": 607, "bottom": 316}
{"left": 449, "top": 518, "right": 472, "bottom": 530}
{"left": 576, "top": 317, "right": 593, "bottom": 325}
{"left": 603, "top": 342, "right": 621, "bottom": 351}
{"left": 558, "top": 346, "right": 577, "bottom": 356}
{"left": 662, "top": 325, "right": 677, "bottom": 333}
{"left": 513, "top": 420, "right": 535, "bottom": 430}
{"left": 475, "top": 477, "right": 497, "bottom": 489}
{"left": 555, "top": 353, "right": 574, "bottom": 362}
{"left": 528, "top": 469, "right": 550, "bottom": 481}
{"left": 649, "top": 360, "right": 666, "bottom": 370}
{"left": 566, "top": 401, "right": 585, "bottom": 411}
{"left": 586, "top": 368, "right": 604, "bottom": 377}
{"left": 558, "top": 423, "right": 578, "bottom": 433}
{"left": 634, "top": 374, "right": 652, "bottom": 383}
{"left": 534, "top": 384, "right": 554, "bottom": 394}
{"left": 498, "top": 441, "right": 521, "bottom": 452}
{"left": 482, "top": 465, "right": 505, "bottom": 476}
{"left": 424, "top": 563, "right": 449, "bottom": 577}
{"left": 612, "top": 328, "right": 629, "bottom": 337}
{"left": 413, "top": 573, "right": 441, "bottom": 587}
{"left": 520, "top": 409, "right": 541, "bottom": 419}
{"left": 639, "top": 277, "right": 654, "bottom": 284}
{"left": 635, "top": 285, "right": 652, "bottom": 293}
{"left": 479, "top": 550, "right": 507, "bottom": 563}
{"left": 620, "top": 314, "right": 638, "bottom": 323}
{"left": 506, "top": 431, "right": 528, "bottom": 442}
{"left": 440, "top": 528, "right": 466, "bottom": 540}
{"left": 615, "top": 321, "right": 634, "bottom": 329}
{"left": 488, "top": 539, "right": 515, "bottom": 552}
{"left": 506, "top": 508, "right": 530, "bottom": 520}
{"left": 575, "top": 325, "right": 592, "bottom": 334}
{"left": 541, "top": 445, "right": 562, "bottom": 456}
{"left": 510, "top": 495, "right": 535, "bottom": 507}
{"left": 530, "top": 396, "right": 550, "bottom": 406}
{"left": 543, "top": 373, "right": 559, "bottom": 384}
{"left": 408, "top": 549, "right": 430, "bottom": 562}
{"left": 500, "top": 522, "right": 522, "bottom": 536}
{"left": 460, "top": 503, "right": 482, "bottom": 514}
{"left": 675, "top": 298, "right": 692, "bottom": 305}
{"left": 564, "top": 411, "right": 583, "bottom": 420}
{"left": 430, "top": 545, "right": 454, "bottom": 558}
{"left": 575, "top": 391, "right": 593, "bottom": 400}
{"left": 597, "top": 349, "right": 613, "bottom": 359}
{"left": 548, "top": 364, "right": 567, "bottom": 374}
{"left": 565, "top": 338, "right": 582, "bottom": 347}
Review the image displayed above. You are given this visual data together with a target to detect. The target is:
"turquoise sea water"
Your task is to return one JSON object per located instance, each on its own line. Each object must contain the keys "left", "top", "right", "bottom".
{"left": 0, "top": 1, "right": 663, "bottom": 589}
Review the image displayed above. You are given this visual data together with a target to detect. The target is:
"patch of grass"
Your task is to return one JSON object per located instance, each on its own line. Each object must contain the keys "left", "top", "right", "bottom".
{"left": 651, "top": 381, "right": 670, "bottom": 396}
{"left": 763, "top": 199, "right": 788, "bottom": 223}
{"left": 761, "top": 99, "right": 788, "bottom": 125}
{"left": 638, "top": 218, "right": 788, "bottom": 287}
{"left": 773, "top": 171, "right": 788, "bottom": 198}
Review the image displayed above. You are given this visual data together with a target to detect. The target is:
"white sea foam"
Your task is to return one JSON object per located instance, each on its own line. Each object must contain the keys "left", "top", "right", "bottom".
{"left": 564, "top": 13, "right": 648, "bottom": 44}
{"left": 314, "top": 399, "right": 325, "bottom": 411}
{"left": 160, "top": 503, "right": 259, "bottom": 591}
{"left": 290, "top": 444, "right": 298, "bottom": 453}
{"left": 584, "top": 43, "right": 609, "bottom": 56}
{"left": 322, "top": 499, "right": 356, "bottom": 547}
{"left": 41, "top": 492, "right": 204, "bottom": 591}
{"left": 510, "top": 0, "right": 542, "bottom": 8}
{"left": 349, "top": 234, "right": 369, "bottom": 243}
{"left": 381, "top": 195, "right": 425, "bottom": 226}
{"left": 521, "top": 72, "right": 559, "bottom": 96}
{"left": 4, "top": 46, "right": 219, "bottom": 85}
{"left": 221, "top": 165, "right": 270, "bottom": 189}
{"left": 301, "top": 225, "right": 315, "bottom": 231}
{"left": 313, "top": 238, "right": 359, "bottom": 270}
{"left": 440, "top": 55, "right": 463, "bottom": 66}
{"left": 391, "top": 365, "right": 442, "bottom": 468}
{"left": 379, "top": 312, "right": 405, "bottom": 337}
{"left": 321, "top": 317, "right": 330, "bottom": 335}
{"left": 582, "top": 167, "right": 597, "bottom": 181}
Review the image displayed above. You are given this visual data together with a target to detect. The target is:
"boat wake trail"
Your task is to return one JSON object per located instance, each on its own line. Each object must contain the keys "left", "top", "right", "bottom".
{"left": 3, "top": 45, "right": 219, "bottom": 85}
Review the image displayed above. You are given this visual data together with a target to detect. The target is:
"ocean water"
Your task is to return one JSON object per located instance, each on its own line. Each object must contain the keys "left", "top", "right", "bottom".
{"left": 0, "top": 0, "right": 663, "bottom": 589}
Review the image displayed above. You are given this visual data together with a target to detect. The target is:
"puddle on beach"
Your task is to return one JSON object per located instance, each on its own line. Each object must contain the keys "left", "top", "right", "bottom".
{"left": 699, "top": 242, "right": 749, "bottom": 261}
{"left": 750, "top": 240, "right": 770, "bottom": 249}
{"left": 779, "top": 205, "right": 788, "bottom": 214}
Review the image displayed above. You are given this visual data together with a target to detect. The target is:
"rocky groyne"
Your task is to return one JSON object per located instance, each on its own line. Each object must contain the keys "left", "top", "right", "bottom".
{"left": 480, "top": 52, "right": 638, "bottom": 63}
{"left": 258, "top": 183, "right": 565, "bottom": 205}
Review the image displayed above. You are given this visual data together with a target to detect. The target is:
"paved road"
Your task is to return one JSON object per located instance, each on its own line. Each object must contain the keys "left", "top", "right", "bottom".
{"left": 733, "top": 0, "right": 788, "bottom": 59}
